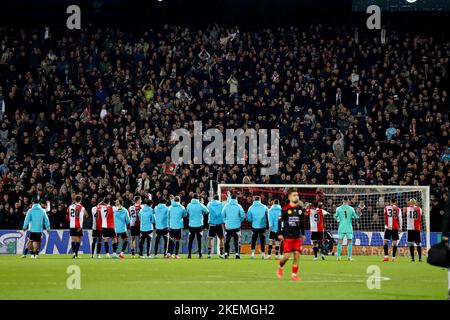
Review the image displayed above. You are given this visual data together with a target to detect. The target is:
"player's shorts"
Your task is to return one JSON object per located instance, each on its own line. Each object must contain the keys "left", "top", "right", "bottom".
{"left": 130, "top": 226, "right": 140, "bottom": 237}
{"left": 29, "top": 232, "right": 42, "bottom": 242}
{"left": 310, "top": 231, "right": 324, "bottom": 241}
{"left": 384, "top": 229, "right": 399, "bottom": 241}
{"left": 189, "top": 226, "right": 203, "bottom": 234}
{"left": 209, "top": 225, "right": 224, "bottom": 239}
{"left": 102, "top": 228, "right": 116, "bottom": 238}
{"left": 169, "top": 229, "right": 182, "bottom": 240}
{"left": 140, "top": 231, "right": 152, "bottom": 238}
{"left": 156, "top": 228, "right": 168, "bottom": 236}
{"left": 407, "top": 230, "right": 421, "bottom": 244}
{"left": 70, "top": 228, "right": 83, "bottom": 237}
{"left": 283, "top": 238, "right": 302, "bottom": 253}
{"left": 116, "top": 232, "right": 128, "bottom": 239}
{"left": 338, "top": 232, "right": 353, "bottom": 240}
{"left": 92, "top": 229, "right": 103, "bottom": 238}
{"left": 269, "top": 231, "right": 282, "bottom": 240}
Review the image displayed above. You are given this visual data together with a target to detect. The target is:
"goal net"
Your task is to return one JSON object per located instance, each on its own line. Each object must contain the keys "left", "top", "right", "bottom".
{"left": 216, "top": 184, "right": 430, "bottom": 253}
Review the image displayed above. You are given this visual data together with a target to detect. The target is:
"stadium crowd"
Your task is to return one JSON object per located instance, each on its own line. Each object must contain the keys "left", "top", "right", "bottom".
{"left": 0, "top": 24, "right": 448, "bottom": 231}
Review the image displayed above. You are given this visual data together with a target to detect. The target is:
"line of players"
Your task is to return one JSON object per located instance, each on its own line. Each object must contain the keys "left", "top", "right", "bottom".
{"left": 21, "top": 191, "right": 424, "bottom": 264}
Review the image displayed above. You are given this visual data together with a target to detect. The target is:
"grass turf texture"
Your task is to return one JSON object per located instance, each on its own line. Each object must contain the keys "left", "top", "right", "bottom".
{"left": 0, "top": 254, "right": 447, "bottom": 300}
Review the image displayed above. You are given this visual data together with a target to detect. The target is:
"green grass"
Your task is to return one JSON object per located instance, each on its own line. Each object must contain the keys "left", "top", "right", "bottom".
{"left": 0, "top": 254, "right": 447, "bottom": 300}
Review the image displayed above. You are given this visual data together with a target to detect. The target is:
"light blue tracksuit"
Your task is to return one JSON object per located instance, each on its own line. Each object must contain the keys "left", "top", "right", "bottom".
{"left": 186, "top": 199, "right": 209, "bottom": 228}
{"left": 206, "top": 195, "right": 230, "bottom": 225}
{"left": 154, "top": 203, "right": 169, "bottom": 230}
{"left": 23, "top": 204, "right": 51, "bottom": 233}
{"left": 268, "top": 204, "right": 282, "bottom": 233}
{"left": 139, "top": 205, "right": 155, "bottom": 232}
{"left": 168, "top": 200, "right": 187, "bottom": 230}
{"left": 222, "top": 199, "right": 245, "bottom": 230}
{"left": 114, "top": 207, "right": 130, "bottom": 233}
{"left": 247, "top": 200, "right": 269, "bottom": 229}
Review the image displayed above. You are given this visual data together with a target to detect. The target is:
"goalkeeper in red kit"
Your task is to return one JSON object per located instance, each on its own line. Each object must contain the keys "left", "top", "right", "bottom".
{"left": 276, "top": 190, "right": 306, "bottom": 281}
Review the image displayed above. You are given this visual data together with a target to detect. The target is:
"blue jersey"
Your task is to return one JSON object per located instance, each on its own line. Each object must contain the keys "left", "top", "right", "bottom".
{"left": 206, "top": 195, "right": 230, "bottom": 225}
{"left": 268, "top": 204, "right": 282, "bottom": 233}
{"left": 23, "top": 204, "right": 51, "bottom": 233}
{"left": 168, "top": 201, "right": 187, "bottom": 230}
{"left": 247, "top": 200, "right": 269, "bottom": 229}
{"left": 222, "top": 199, "right": 245, "bottom": 230}
{"left": 186, "top": 199, "right": 209, "bottom": 228}
{"left": 114, "top": 207, "right": 130, "bottom": 233}
{"left": 154, "top": 203, "right": 169, "bottom": 230}
{"left": 139, "top": 205, "right": 155, "bottom": 232}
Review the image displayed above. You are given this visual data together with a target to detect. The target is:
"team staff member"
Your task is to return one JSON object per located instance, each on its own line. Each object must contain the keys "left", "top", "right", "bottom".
{"left": 186, "top": 194, "right": 209, "bottom": 259}
{"left": 114, "top": 199, "right": 130, "bottom": 259}
{"left": 22, "top": 199, "right": 51, "bottom": 259}
{"left": 222, "top": 194, "right": 245, "bottom": 259}
{"left": 247, "top": 196, "right": 269, "bottom": 259}
{"left": 267, "top": 199, "right": 282, "bottom": 260}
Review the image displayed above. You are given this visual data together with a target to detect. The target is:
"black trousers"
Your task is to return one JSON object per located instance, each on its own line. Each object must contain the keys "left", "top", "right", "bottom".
{"left": 188, "top": 227, "right": 203, "bottom": 255}
{"left": 225, "top": 228, "right": 240, "bottom": 255}
{"left": 251, "top": 228, "right": 266, "bottom": 253}
{"left": 139, "top": 231, "right": 152, "bottom": 256}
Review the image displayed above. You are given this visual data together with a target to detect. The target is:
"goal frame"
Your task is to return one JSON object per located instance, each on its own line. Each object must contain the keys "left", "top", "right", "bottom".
{"left": 217, "top": 184, "right": 431, "bottom": 250}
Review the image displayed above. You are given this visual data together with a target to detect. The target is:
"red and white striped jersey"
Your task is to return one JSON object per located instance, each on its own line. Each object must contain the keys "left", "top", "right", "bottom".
{"left": 404, "top": 206, "right": 422, "bottom": 231}
{"left": 305, "top": 208, "right": 328, "bottom": 232}
{"left": 67, "top": 203, "right": 85, "bottom": 229}
{"left": 128, "top": 204, "right": 141, "bottom": 227}
{"left": 384, "top": 205, "right": 402, "bottom": 230}
{"left": 91, "top": 206, "right": 103, "bottom": 230}
{"left": 98, "top": 203, "right": 115, "bottom": 229}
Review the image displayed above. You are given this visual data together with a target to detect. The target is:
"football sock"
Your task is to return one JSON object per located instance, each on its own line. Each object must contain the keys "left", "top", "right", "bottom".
{"left": 268, "top": 244, "right": 273, "bottom": 255}
{"left": 131, "top": 248, "right": 135, "bottom": 256}
{"left": 417, "top": 245, "right": 422, "bottom": 260}
{"left": 122, "top": 240, "right": 128, "bottom": 253}
{"left": 96, "top": 241, "right": 102, "bottom": 254}
{"left": 313, "top": 246, "right": 318, "bottom": 258}
{"left": 275, "top": 245, "right": 279, "bottom": 256}
{"left": 337, "top": 243, "right": 342, "bottom": 257}
{"left": 292, "top": 265, "right": 299, "bottom": 275}
{"left": 104, "top": 242, "right": 109, "bottom": 254}
{"left": 279, "top": 259, "right": 286, "bottom": 268}
{"left": 71, "top": 241, "right": 76, "bottom": 254}
{"left": 24, "top": 248, "right": 29, "bottom": 255}
{"left": 219, "top": 247, "right": 224, "bottom": 255}
{"left": 91, "top": 238, "right": 97, "bottom": 255}
{"left": 409, "top": 245, "right": 415, "bottom": 259}
{"left": 392, "top": 245, "right": 397, "bottom": 257}
{"left": 112, "top": 242, "right": 118, "bottom": 254}
{"left": 348, "top": 243, "right": 353, "bottom": 258}
{"left": 75, "top": 242, "right": 80, "bottom": 255}
{"left": 383, "top": 243, "right": 388, "bottom": 256}
{"left": 30, "top": 250, "right": 35, "bottom": 256}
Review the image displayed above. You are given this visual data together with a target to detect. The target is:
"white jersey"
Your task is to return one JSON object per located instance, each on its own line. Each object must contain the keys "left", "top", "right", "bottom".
{"left": 404, "top": 206, "right": 422, "bottom": 231}
{"left": 67, "top": 203, "right": 85, "bottom": 228}
{"left": 128, "top": 204, "right": 142, "bottom": 227}
{"left": 91, "top": 206, "right": 101, "bottom": 230}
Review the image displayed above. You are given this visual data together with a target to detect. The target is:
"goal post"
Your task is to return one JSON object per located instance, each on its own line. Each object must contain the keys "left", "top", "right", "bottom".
{"left": 217, "top": 184, "right": 431, "bottom": 253}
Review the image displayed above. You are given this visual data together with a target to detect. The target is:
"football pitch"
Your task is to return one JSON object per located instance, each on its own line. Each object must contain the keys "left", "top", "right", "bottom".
{"left": 0, "top": 255, "right": 447, "bottom": 300}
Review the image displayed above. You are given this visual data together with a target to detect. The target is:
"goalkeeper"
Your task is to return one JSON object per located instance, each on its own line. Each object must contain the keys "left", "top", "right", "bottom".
{"left": 334, "top": 196, "right": 359, "bottom": 261}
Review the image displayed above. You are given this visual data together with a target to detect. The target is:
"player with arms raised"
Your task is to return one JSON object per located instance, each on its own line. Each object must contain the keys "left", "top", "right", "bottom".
{"left": 404, "top": 198, "right": 423, "bottom": 262}
{"left": 334, "top": 196, "right": 359, "bottom": 261}
{"left": 383, "top": 198, "right": 402, "bottom": 262}
{"left": 276, "top": 190, "right": 305, "bottom": 281}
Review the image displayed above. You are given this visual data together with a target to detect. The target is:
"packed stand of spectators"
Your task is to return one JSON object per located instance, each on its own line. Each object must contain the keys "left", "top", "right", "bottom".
{"left": 0, "top": 24, "right": 449, "bottom": 231}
